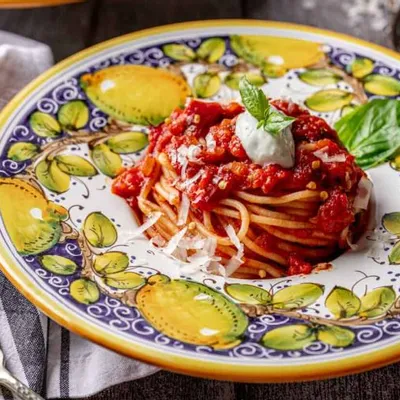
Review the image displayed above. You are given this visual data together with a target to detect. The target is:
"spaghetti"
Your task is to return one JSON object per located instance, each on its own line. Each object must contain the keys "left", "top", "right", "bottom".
{"left": 112, "top": 98, "right": 370, "bottom": 279}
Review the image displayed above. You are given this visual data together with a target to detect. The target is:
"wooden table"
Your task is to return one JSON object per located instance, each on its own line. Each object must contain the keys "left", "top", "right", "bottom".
{"left": 1, "top": 1, "right": 399, "bottom": 399}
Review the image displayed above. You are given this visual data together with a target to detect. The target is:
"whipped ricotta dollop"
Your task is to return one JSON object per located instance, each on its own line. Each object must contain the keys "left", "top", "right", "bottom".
{"left": 235, "top": 110, "right": 295, "bottom": 168}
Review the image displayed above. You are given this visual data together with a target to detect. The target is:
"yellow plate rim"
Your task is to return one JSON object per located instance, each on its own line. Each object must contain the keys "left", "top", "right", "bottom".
{"left": 1, "top": 19, "right": 400, "bottom": 382}
{"left": 0, "top": 0, "right": 84, "bottom": 8}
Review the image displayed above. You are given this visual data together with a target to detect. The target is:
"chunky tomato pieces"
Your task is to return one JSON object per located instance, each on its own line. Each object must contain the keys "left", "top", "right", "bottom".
{"left": 112, "top": 165, "right": 144, "bottom": 208}
{"left": 292, "top": 115, "right": 338, "bottom": 142}
{"left": 315, "top": 188, "right": 355, "bottom": 233}
{"left": 271, "top": 99, "right": 309, "bottom": 118}
{"left": 113, "top": 98, "right": 366, "bottom": 275}
{"left": 288, "top": 254, "right": 313, "bottom": 276}
{"left": 116, "top": 98, "right": 363, "bottom": 222}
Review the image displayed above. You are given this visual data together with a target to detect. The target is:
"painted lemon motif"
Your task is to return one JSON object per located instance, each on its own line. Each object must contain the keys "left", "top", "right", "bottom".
{"left": 231, "top": 35, "right": 324, "bottom": 69}
{"left": 0, "top": 178, "right": 68, "bottom": 255}
{"left": 80, "top": 65, "right": 191, "bottom": 126}
{"left": 136, "top": 275, "right": 248, "bottom": 349}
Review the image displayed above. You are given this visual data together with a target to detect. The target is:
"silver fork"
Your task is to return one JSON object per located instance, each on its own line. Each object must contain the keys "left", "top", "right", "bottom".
{"left": 0, "top": 349, "right": 44, "bottom": 400}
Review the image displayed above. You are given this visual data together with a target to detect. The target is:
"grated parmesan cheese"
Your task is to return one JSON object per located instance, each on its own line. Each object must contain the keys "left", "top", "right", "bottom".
{"left": 128, "top": 212, "right": 162, "bottom": 240}
{"left": 149, "top": 229, "right": 223, "bottom": 276}
{"left": 205, "top": 133, "right": 216, "bottom": 150}
{"left": 181, "top": 170, "right": 203, "bottom": 189}
{"left": 353, "top": 176, "right": 373, "bottom": 210}
{"left": 346, "top": 234, "right": 359, "bottom": 251}
{"left": 177, "top": 194, "right": 190, "bottom": 226}
{"left": 224, "top": 224, "right": 244, "bottom": 276}
{"left": 225, "top": 255, "right": 244, "bottom": 276}
{"left": 163, "top": 227, "right": 188, "bottom": 255}
{"left": 313, "top": 147, "right": 346, "bottom": 163}
{"left": 187, "top": 145, "right": 202, "bottom": 161}
{"left": 225, "top": 225, "right": 243, "bottom": 251}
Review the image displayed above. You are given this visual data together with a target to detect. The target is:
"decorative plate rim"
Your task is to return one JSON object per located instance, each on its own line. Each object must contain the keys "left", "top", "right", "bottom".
{"left": 1, "top": 19, "right": 400, "bottom": 382}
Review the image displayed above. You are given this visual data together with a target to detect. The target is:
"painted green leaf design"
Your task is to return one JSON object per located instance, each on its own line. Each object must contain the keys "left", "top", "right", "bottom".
{"left": 7, "top": 142, "right": 40, "bottom": 161}
{"left": 272, "top": 283, "right": 324, "bottom": 310}
{"left": 341, "top": 104, "right": 357, "bottom": 117}
{"left": 163, "top": 44, "right": 196, "bottom": 61}
{"left": 48, "top": 203, "right": 69, "bottom": 221}
{"left": 390, "top": 155, "right": 400, "bottom": 171}
{"left": 35, "top": 159, "right": 70, "bottom": 193}
{"left": 349, "top": 58, "right": 374, "bottom": 79}
{"left": 196, "top": 38, "right": 226, "bottom": 63}
{"left": 55, "top": 155, "right": 97, "bottom": 177}
{"left": 29, "top": 112, "right": 61, "bottom": 138}
{"left": 305, "top": 89, "right": 353, "bottom": 112}
{"left": 299, "top": 69, "right": 341, "bottom": 86}
{"left": 225, "top": 283, "right": 271, "bottom": 305}
{"left": 83, "top": 212, "right": 117, "bottom": 248}
{"left": 106, "top": 132, "right": 148, "bottom": 154}
{"left": 91, "top": 143, "right": 122, "bottom": 177}
{"left": 325, "top": 286, "right": 361, "bottom": 319}
{"left": 224, "top": 72, "right": 265, "bottom": 90}
{"left": 94, "top": 252, "right": 129, "bottom": 275}
{"left": 57, "top": 100, "right": 89, "bottom": 130}
{"left": 317, "top": 326, "right": 355, "bottom": 347}
{"left": 262, "top": 63, "right": 287, "bottom": 78}
{"left": 193, "top": 73, "right": 221, "bottom": 98}
{"left": 103, "top": 271, "right": 145, "bottom": 289}
{"left": 382, "top": 212, "right": 400, "bottom": 235}
{"left": 229, "top": 35, "right": 263, "bottom": 67}
{"left": 363, "top": 74, "right": 400, "bottom": 96}
{"left": 39, "top": 255, "right": 78, "bottom": 275}
{"left": 389, "top": 241, "right": 400, "bottom": 264}
{"left": 261, "top": 325, "right": 316, "bottom": 350}
{"left": 70, "top": 278, "right": 100, "bottom": 304}
{"left": 358, "top": 286, "right": 396, "bottom": 318}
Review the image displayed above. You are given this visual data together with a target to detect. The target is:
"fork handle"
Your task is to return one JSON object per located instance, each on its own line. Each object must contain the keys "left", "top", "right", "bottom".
{"left": 0, "top": 367, "right": 44, "bottom": 400}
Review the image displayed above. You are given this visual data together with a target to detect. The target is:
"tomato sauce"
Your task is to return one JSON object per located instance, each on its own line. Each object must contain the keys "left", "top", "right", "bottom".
{"left": 114, "top": 99, "right": 363, "bottom": 231}
{"left": 112, "top": 99, "right": 366, "bottom": 275}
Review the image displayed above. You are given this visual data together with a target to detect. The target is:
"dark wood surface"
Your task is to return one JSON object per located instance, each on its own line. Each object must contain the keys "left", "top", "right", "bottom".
{"left": 1, "top": 0, "right": 400, "bottom": 398}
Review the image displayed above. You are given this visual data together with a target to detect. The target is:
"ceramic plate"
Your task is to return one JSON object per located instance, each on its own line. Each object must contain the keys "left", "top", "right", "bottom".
{"left": 1, "top": 20, "right": 400, "bottom": 382}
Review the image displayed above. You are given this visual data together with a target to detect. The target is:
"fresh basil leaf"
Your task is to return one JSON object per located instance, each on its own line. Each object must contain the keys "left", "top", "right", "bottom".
{"left": 239, "top": 76, "right": 268, "bottom": 122}
{"left": 239, "top": 77, "right": 295, "bottom": 137}
{"left": 256, "top": 119, "right": 265, "bottom": 129}
{"left": 334, "top": 99, "right": 400, "bottom": 169}
{"left": 264, "top": 109, "right": 295, "bottom": 135}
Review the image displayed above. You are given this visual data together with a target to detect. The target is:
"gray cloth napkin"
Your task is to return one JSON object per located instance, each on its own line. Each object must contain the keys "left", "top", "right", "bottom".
{"left": 0, "top": 31, "right": 159, "bottom": 399}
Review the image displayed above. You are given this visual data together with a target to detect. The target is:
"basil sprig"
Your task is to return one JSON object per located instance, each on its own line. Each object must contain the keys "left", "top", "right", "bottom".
{"left": 238, "top": 77, "right": 295, "bottom": 135}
